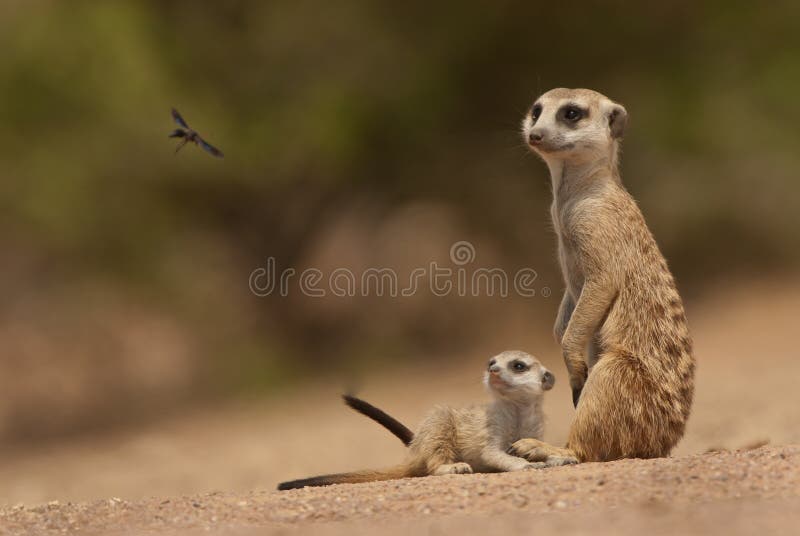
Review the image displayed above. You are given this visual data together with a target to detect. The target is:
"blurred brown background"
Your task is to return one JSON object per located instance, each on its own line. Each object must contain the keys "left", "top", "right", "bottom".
{"left": 0, "top": 1, "right": 798, "bottom": 504}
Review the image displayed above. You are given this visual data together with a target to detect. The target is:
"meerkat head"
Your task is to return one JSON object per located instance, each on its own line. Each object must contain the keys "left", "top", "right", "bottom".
{"left": 522, "top": 88, "right": 627, "bottom": 168}
{"left": 483, "top": 350, "right": 554, "bottom": 403}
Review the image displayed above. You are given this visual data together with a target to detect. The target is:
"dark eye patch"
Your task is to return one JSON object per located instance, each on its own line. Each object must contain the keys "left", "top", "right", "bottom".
{"left": 510, "top": 361, "right": 529, "bottom": 372}
{"left": 488, "top": 359, "right": 497, "bottom": 367}
{"left": 557, "top": 103, "right": 588, "bottom": 125}
{"left": 531, "top": 103, "right": 542, "bottom": 121}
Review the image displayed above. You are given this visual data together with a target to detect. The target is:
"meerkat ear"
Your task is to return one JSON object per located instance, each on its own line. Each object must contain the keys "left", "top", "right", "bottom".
{"left": 608, "top": 104, "right": 627, "bottom": 139}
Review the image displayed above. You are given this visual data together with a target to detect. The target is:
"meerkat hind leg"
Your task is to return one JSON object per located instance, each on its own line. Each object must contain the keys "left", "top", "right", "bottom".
{"left": 507, "top": 438, "right": 579, "bottom": 467}
{"left": 566, "top": 353, "right": 681, "bottom": 461}
{"left": 417, "top": 408, "right": 473, "bottom": 476}
{"left": 423, "top": 435, "right": 472, "bottom": 475}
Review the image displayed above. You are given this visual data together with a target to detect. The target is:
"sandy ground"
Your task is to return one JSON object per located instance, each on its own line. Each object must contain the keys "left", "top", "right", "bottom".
{"left": 0, "top": 279, "right": 799, "bottom": 534}
{"left": 1, "top": 446, "right": 798, "bottom": 534}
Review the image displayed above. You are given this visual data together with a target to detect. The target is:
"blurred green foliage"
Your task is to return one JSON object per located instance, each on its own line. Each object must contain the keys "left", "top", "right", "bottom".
{"left": 1, "top": 0, "right": 799, "bottom": 414}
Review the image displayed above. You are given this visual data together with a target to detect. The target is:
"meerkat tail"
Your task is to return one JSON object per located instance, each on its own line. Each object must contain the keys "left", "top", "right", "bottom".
{"left": 277, "top": 464, "right": 413, "bottom": 490}
{"left": 342, "top": 394, "right": 414, "bottom": 446}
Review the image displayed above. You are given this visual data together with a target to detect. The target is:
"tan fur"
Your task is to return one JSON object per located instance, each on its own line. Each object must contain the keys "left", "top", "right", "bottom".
{"left": 509, "top": 88, "right": 695, "bottom": 463}
{"left": 278, "top": 351, "right": 562, "bottom": 490}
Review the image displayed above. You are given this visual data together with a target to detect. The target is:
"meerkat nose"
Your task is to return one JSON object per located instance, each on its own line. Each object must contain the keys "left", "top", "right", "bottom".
{"left": 489, "top": 365, "right": 501, "bottom": 374}
{"left": 542, "top": 370, "right": 555, "bottom": 388}
{"left": 528, "top": 131, "right": 544, "bottom": 145}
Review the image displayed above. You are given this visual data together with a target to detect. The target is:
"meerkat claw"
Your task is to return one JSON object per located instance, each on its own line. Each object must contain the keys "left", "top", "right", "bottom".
{"left": 572, "top": 387, "right": 582, "bottom": 408}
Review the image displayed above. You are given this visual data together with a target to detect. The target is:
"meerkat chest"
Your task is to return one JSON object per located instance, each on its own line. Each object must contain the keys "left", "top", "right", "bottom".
{"left": 486, "top": 403, "right": 544, "bottom": 446}
{"left": 552, "top": 202, "right": 585, "bottom": 296}
{"left": 517, "top": 407, "right": 545, "bottom": 441}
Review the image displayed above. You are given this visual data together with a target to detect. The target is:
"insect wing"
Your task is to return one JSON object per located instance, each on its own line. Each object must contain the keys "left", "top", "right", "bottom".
{"left": 171, "top": 108, "right": 189, "bottom": 128}
{"left": 198, "top": 136, "right": 224, "bottom": 158}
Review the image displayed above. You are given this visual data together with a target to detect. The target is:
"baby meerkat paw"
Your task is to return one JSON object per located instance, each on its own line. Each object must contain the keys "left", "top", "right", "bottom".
{"left": 433, "top": 462, "right": 473, "bottom": 475}
{"left": 544, "top": 455, "right": 579, "bottom": 467}
{"left": 505, "top": 458, "right": 546, "bottom": 472}
{"left": 521, "top": 462, "right": 548, "bottom": 470}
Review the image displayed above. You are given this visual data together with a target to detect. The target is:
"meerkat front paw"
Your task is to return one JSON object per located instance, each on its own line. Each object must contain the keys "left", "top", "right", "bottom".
{"left": 544, "top": 455, "right": 579, "bottom": 467}
{"left": 564, "top": 354, "right": 587, "bottom": 408}
{"left": 521, "top": 462, "right": 548, "bottom": 470}
{"left": 569, "top": 370, "right": 586, "bottom": 408}
{"left": 433, "top": 462, "right": 473, "bottom": 475}
{"left": 571, "top": 385, "right": 583, "bottom": 408}
{"left": 504, "top": 457, "right": 547, "bottom": 472}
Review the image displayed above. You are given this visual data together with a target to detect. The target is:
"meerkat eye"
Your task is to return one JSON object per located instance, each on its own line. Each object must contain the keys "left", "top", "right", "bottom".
{"left": 531, "top": 104, "right": 542, "bottom": 121}
{"left": 488, "top": 359, "right": 497, "bottom": 368}
{"left": 511, "top": 361, "right": 528, "bottom": 372}
{"left": 564, "top": 106, "right": 583, "bottom": 122}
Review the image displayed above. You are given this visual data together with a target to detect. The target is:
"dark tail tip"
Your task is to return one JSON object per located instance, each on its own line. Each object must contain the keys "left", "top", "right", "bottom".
{"left": 277, "top": 475, "right": 338, "bottom": 491}
{"left": 342, "top": 394, "right": 414, "bottom": 446}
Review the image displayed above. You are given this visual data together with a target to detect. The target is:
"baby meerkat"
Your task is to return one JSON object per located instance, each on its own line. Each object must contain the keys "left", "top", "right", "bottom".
{"left": 507, "top": 88, "right": 695, "bottom": 464}
{"left": 277, "top": 351, "right": 560, "bottom": 490}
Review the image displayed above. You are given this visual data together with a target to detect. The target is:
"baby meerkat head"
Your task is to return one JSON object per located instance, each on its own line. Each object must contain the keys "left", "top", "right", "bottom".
{"left": 483, "top": 350, "right": 554, "bottom": 402}
{"left": 522, "top": 88, "right": 627, "bottom": 165}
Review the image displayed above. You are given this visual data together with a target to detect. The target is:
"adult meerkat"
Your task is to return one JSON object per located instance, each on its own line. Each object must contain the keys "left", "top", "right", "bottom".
{"left": 508, "top": 88, "right": 695, "bottom": 464}
{"left": 278, "top": 351, "right": 560, "bottom": 490}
